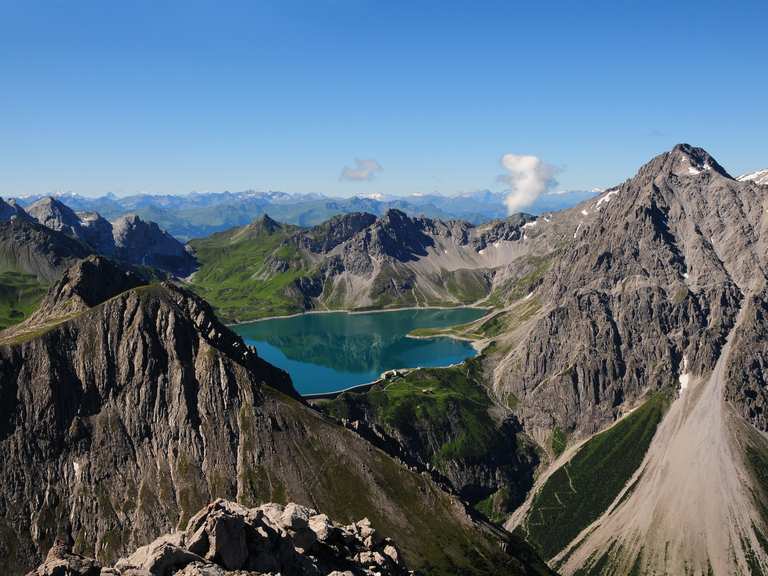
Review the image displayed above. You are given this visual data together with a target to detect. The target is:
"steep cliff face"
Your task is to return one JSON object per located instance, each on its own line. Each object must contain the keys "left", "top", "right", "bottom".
{"left": 491, "top": 144, "right": 765, "bottom": 441}
{"left": 0, "top": 260, "right": 552, "bottom": 576}
{"left": 725, "top": 287, "right": 768, "bottom": 430}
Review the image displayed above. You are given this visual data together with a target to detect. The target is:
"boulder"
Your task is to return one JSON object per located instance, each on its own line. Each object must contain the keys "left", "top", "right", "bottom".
{"left": 114, "top": 534, "right": 203, "bottom": 575}
{"left": 30, "top": 500, "right": 409, "bottom": 576}
{"left": 25, "top": 542, "right": 101, "bottom": 576}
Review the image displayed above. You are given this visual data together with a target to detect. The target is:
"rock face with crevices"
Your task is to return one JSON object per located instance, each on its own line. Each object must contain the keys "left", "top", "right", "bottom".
{"left": 490, "top": 144, "right": 768, "bottom": 444}
{"left": 0, "top": 258, "right": 554, "bottom": 576}
{"left": 25, "top": 196, "right": 197, "bottom": 277}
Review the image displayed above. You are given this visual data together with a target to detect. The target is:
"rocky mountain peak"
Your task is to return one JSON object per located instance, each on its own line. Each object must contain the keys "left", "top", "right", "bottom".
{"left": 255, "top": 213, "right": 282, "bottom": 234}
{"left": 234, "top": 214, "right": 284, "bottom": 241}
{"left": 634, "top": 143, "right": 731, "bottom": 184}
{"left": 26, "top": 196, "right": 84, "bottom": 237}
{"left": 300, "top": 212, "right": 377, "bottom": 253}
{"left": 30, "top": 255, "right": 147, "bottom": 321}
{"left": 112, "top": 213, "right": 197, "bottom": 276}
{"left": 379, "top": 208, "right": 411, "bottom": 227}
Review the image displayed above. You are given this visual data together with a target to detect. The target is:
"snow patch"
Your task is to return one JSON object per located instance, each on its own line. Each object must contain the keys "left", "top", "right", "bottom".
{"left": 478, "top": 248, "right": 486, "bottom": 255}
{"left": 581, "top": 209, "right": 589, "bottom": 216}
{"left": 596, "top": 189, "right": 619, "bottom": 209}
{"left": 493, "top": 241, "right": 501, "bottom": 248}
{"left": 522, "top": 221, "right": 538, "bottom": 229}
{"left": 525, "top": 291, "right": 534, "bottom": 300}
{"left": 573, "top": 222, "right": 583, "bottom": 239}
{"left": 687, "top": 162, "right": 713, "bottom": 176}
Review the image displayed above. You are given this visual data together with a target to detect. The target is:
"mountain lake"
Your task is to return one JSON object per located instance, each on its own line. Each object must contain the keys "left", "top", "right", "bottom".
{"left": 232, "top": 307, "right": 488, "bottom": 395}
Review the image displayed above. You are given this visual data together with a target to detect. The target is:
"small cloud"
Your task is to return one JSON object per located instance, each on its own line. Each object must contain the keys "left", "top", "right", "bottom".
{"left": 340, "top": 158, "right": 383, "bottom": 182}
{"left": 497, "top": 153, "right": 559, "bottom": 214}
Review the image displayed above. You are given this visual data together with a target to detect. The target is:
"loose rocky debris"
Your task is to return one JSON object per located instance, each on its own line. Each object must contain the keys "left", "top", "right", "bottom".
{"left": 27, "top": 499, "right": 409, "bottom": 576}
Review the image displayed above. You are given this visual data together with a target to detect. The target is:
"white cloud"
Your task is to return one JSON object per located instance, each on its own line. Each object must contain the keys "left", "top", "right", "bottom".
{"left": 497, "top": 153, "right": 558, "bottom": 214}
{"left": 340, "top": 158, "right": 383, "bottom": 182}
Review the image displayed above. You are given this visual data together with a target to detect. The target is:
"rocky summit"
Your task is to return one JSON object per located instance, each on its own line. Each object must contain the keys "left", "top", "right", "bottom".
{"left": 24, "top": 196, "right": 197, "bottom": 277}
{"left": 27, "top": 499, "right": 408, "bottom": 576}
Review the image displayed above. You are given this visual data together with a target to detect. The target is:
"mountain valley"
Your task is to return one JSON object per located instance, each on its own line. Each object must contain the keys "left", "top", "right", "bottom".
{"left": 2, "top": 144, "right": 768, "bottom": 575}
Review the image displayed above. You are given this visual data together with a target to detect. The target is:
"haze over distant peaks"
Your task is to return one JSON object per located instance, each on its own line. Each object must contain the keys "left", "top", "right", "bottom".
{"left": 10, "top": 187, "right": 598, "bottom": 240}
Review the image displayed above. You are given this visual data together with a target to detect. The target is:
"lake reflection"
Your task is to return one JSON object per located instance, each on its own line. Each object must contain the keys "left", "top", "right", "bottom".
{"left": 233, "top": 307, "right": 487, "bottom": 395}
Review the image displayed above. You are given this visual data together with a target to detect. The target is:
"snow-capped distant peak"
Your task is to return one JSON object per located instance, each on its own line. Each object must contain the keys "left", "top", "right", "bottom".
{"left": 738, "top": 169, "right": 768, "bottom": 186}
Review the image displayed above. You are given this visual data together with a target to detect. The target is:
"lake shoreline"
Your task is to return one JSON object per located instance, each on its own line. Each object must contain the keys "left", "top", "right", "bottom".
{"left": 225, "top": 304, "right": 492, "bottom": 326}
{"left": 233, "top": 307, "right": 488, "bottom": 396}
{"left": 406, "top": 332, "right": 486, "bottom": 351}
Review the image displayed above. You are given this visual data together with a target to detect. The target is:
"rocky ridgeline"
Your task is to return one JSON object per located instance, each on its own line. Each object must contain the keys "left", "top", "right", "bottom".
{"left": 28, "top": 499, "right": 408, "bottom": 576}
{"left": 10, "top": 195, "right": 197, "bottom": 277}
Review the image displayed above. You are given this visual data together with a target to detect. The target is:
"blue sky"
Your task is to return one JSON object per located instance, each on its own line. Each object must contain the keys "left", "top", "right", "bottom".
{"left": 1, "top": 0, "right": 766, "bottom": 197}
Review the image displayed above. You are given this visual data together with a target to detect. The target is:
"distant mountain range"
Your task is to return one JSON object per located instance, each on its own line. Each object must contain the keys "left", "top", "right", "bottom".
{"left": 187, "top": 210, "right": 538, "bottom": 321}
{"left": 9, "top": 188, "right": 599, "bottom": 240}
{"left": 739, "top": 168, "right": 768, "bottom": 186}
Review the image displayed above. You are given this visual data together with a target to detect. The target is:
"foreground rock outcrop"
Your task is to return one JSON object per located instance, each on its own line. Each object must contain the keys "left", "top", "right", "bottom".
{"left": 28, "top": 499, "right": 408, "bottom": 576}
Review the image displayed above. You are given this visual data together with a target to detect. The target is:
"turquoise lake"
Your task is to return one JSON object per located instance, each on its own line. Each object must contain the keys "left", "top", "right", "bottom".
{"left": 233, "top": 307, "right": 487, "bottom": 395}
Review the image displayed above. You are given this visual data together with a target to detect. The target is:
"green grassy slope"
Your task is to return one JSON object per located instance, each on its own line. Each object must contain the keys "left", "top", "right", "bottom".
{"left": 189, "top": 215, "right": 502, "bottom": 322}
{"left": 319, "top": 360, "right": 537, "bottom": 521}
{"left": 523, "top": 392, "right": 671, "bottom": 560}
{"left": 271, "top": 388, "right": 553, "bottom": 576}
{"left": 409, "top": 297, "right": 541, "bottom": 340}
{"left": 188, "top": 220, "right": 312, "bottom": 321}
{"left": 0, "top": 269, "right": 48, "bottom": 330}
